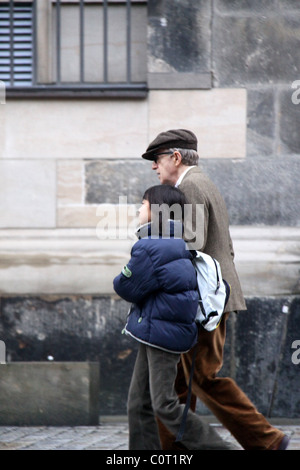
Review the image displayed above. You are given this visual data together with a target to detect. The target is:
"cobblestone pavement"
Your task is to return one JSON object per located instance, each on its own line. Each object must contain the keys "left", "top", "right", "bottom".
{"left": 0, "top": 418, "right": 299, "bottom": 451}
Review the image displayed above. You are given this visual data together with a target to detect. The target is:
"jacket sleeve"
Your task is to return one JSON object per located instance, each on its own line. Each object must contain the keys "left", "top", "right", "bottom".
{"left": 113, "top": 242, "right": 158, "bottom": 303}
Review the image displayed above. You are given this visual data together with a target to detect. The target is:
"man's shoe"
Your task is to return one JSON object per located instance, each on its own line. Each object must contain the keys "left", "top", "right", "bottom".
{"left": 272, "top": 435, "right": 290, "bottom": 450}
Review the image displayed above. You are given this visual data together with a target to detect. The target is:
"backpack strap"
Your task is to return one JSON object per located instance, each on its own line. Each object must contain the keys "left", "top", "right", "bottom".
{"left": 175, "top": 343, "right": 198, "bottom": 443}
{"left": 223, "top": 279, "right": 231, "bottom": 308}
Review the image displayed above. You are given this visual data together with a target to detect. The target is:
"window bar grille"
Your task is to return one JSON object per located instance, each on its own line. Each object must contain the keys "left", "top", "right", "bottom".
{"left": 103, "top": 0, "right": 108, "bottom": 83}
{"left": 2, "top": 0, "right": 147, "bottom": 96}
{"left": 79, "top": 0, "right": 84, "bottom": 83}
{"left": 56, "top": 0, "right": 61, "bottom": 85}
{"left": 126, "top": 0, "right": 131, "bottom": 84}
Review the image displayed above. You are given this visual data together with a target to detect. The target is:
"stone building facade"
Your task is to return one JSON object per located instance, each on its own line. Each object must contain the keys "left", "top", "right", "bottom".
{"left": 0, "top": 0, "right": 299, "bottom": 417}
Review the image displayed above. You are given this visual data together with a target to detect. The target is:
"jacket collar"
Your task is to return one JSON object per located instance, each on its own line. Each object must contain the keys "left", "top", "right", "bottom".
{"left": 179, "top": 165, "right": 201, "bottom": 185}
{"left": 135, "top": 220, "right": 184, "bottom": 240}
{"left": 175, "top": 166, "right": 196, "bottom": 187}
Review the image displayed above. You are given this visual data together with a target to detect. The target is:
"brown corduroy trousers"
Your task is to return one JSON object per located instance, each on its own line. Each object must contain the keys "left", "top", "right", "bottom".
{"left": 157, "top": 313, "right": 285, "bottom": 451}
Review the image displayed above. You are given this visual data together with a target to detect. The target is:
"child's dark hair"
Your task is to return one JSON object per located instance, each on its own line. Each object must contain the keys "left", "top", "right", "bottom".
{"left": 142, "top": 185, "right": 187, "bottom": 235}
{"left": 143, "top": 185, "right": 187, "bottom": 214}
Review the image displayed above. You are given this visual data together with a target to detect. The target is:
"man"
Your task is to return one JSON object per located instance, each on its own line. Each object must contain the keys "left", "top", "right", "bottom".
{"left": 141, "top": 128, "right": 289, "bottom": 450}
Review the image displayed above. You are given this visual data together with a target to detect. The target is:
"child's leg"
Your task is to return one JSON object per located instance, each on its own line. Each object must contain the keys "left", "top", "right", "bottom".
{"left": 127, "top": 343, "right": 161, "bottom": 450}
{"left": 148, "top": 346, "right": 236, "bottom": 450}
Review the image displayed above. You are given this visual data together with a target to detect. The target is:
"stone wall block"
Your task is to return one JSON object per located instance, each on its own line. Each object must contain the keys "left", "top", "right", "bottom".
{"left": 0, "top": 100, "right": 148, "bottom": 159}
{"left": 0, "top": 362, "right": 100, "bottom": 425}
{"left": 57, "top": 160, "right": 84, "bottom": 205}
{"left": 215, "top": 0, "right": 279, "bottom": 12}
{"left": 0, "top": 296, "right": 137, "bottom": 415}
{"left": 247, "top": 88, "right": 275, "bottom": 157}
{"left": 85, "top": 160, "right": 158, "bottom": 204}
{"left": 0, "top": 160, "right": 56, "bottom": 228}
{"left": 148, "top": 89, "right": 247, "bottom": 159}
{"left": 213, "top": 14, "right": 300, "bottom": 86}
{"left": 202, "top": 158, "right": 300, "bottom": 226}
{"left": 233, "top": 298, "right": 290, "bottom": 416}
{"left": 270, "top": 297, "right": 300, "bottom": 417}
{"left": 148, "top": 0, "right": 211, "bottom": 73}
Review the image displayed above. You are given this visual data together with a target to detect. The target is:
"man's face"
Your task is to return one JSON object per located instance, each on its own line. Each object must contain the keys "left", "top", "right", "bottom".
{"left": 151, "top": 150, "right": 178, "bottom": 185}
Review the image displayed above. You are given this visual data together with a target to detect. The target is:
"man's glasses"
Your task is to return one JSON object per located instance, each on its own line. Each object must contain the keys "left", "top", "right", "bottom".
{"left": 153, "top": 151, "right": 174, "bottom": 164}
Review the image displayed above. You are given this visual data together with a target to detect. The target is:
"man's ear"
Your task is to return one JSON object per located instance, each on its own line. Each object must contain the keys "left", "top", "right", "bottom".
{"left": 173, "top": 150, "right": 182, "bottom": 166}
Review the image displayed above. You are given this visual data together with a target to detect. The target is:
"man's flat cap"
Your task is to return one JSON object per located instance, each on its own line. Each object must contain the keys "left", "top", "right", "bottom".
{"left": 142, "top": 129, "right": 198, "bottom": 161}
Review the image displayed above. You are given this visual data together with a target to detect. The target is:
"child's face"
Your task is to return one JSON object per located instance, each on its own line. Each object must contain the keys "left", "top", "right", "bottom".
{"left": 138, "top": 199, "right": 151, "bottom": 225}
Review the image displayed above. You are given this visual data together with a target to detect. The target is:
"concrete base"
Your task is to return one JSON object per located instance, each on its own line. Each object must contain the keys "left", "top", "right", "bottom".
{"left": 0, "top": 362, "right": 100, "bottom": 426}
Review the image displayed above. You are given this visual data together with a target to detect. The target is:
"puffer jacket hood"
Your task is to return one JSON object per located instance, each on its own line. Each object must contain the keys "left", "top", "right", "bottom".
{"left": 113, "top": 220, "right": 199, "bottom": 353}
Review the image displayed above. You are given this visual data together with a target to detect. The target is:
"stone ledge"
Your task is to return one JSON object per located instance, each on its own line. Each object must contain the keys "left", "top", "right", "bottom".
{"left": 0, "top": 362, "right": 100, "bottom": 426}
{"left": 232, "top": 226, "right": 300, "bottom": 296}
{"left": 148, "top": 72, "right": 212, "bottom": 89}
{"left": 0, "top": 228, "right": 133, "bottom": 295}
{"left": 0, "top": 226, "right": 299, "bottom": 296}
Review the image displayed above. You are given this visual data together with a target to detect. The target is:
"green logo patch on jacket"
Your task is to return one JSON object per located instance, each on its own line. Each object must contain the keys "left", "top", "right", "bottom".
{"left": 122, "top": 265, "right": 132, "bottom": 278}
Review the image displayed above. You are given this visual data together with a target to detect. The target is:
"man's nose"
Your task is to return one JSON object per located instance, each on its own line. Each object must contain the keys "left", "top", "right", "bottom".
{"left": 152, "top": 161, "right": 157, "bottom": 170}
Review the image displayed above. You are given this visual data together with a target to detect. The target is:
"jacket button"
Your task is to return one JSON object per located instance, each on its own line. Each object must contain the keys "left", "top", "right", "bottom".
{"left": 138, "top": 317, "right": 142, "bottom": 323}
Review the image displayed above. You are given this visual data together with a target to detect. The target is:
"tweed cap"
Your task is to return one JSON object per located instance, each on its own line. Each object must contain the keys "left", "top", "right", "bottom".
{"left": 142, "top": 129, "right": 198, "bottom": 161}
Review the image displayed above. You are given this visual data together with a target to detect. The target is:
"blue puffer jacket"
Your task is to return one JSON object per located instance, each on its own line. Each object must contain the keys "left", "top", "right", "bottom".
{"left": 113, "top": 221, "right": 199, "bottom": 353}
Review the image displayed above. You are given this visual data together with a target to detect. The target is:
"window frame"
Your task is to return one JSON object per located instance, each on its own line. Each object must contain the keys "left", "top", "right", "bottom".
{"left": 0, "top": 0, "right": 148, "bottom": 98}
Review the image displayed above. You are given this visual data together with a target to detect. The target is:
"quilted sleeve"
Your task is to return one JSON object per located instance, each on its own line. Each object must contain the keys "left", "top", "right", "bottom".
{"left": 113, "top": 242, "right": 158, "bottom": 303}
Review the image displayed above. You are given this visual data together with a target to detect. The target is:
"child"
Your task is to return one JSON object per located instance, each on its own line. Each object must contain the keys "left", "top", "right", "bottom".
{"left": 113, "top": 185, "right": 234, "bottom": 450}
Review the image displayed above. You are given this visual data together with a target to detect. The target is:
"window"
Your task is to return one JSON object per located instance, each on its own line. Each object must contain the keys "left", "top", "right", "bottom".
{"left": 0, "top": 1, "right": 34, "bottom": 86}
{"left": 0, "top": 0, "right": 147, "bottom": 97}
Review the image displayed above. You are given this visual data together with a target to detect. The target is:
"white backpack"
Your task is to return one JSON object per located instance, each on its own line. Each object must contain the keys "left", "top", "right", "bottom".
{"left": 193, "top": 251, "right": 230, "bottom": 331}
{"left": 176, "top": 251, "right": 231, "bottom": 443}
